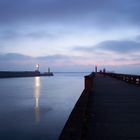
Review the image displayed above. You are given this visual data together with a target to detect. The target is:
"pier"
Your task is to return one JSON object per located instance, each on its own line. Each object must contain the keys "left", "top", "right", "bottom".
{"left": 0, "top": 65, "right": 53, "bottom": 78}
{"left": 0, "top": 71, "right": 53, "bottom": 78}
{"left": 59, "top": 72, "right": 140, "bottom": 140}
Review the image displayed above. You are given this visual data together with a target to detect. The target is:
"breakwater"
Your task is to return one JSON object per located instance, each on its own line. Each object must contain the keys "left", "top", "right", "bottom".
{"left": 59, "top": 72, "right": 95, "bottom": 140}
{"left": 59, "top": 72, "right": 140, "bottom": 140}
{"left": 0, "top": 71, "right": 53, "bottom": 78}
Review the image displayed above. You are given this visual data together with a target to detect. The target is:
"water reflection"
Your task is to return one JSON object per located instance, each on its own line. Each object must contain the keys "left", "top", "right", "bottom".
{"left": 34, "top": 77, "right": 41, "bottom": 123}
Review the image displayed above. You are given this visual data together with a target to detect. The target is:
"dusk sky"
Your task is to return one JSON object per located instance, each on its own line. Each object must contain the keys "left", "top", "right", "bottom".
{"left": 0, "top": 0, "right": 140, "bottom": 73}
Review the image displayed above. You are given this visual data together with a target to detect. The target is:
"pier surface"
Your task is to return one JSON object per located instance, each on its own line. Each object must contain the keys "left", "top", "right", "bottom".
{"left": 59, "top": 73, "right": 140, "bottom": 140}
{"left": 87, "top": 74, "right": 140, "bottom": 140}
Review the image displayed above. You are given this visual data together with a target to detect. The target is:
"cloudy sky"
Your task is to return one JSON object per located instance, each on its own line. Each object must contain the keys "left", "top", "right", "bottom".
{"left": 0, "top": 0, "right": 140, "bottom": 73}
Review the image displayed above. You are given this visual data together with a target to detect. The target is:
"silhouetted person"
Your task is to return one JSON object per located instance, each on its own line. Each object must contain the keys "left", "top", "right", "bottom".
{"left": 103, "top": 68, "right": 106, "bottom": 77}
{"left": 95, "top": 66, "right": 97, "bottom": 73}
{"left": 99, "top": 70, "right": 102, "bottom": 74}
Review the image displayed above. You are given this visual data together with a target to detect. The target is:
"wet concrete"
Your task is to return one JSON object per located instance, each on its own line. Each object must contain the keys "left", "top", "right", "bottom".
{"left": 86, "top": 74, "right": 140, "bottom": 140}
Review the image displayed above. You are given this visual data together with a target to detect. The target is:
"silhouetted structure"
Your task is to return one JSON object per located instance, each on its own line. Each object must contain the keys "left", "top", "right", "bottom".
{"left": 0, "top": 71, "right": 53, "bottom": 78}
{"left": 35, "top": 64, "right": 40, "bottom": 72}
{"left": 103, "top": 68, "right": 106, "bottom": 76}
{"left": 48, "top": 67, "right": 50, "bottom": 73}
{"left": 0, "top": 64, "right": 53, "bottom": 78}
{"left": 95, "top": 66, "right": 97, "bottom": 73}
{"left": 59, "top": 72, "right": 140, "bottom": 140}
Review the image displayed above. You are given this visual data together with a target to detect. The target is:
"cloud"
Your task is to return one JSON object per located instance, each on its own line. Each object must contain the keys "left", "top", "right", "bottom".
{"left": 73, "top": 46, "right": 95, "bottom": 52}
{"left": 0, "top": 53, "right": 34, "bottom": 70}
{"left": 0, "top": 53, "right": 90, "bottom": 71}
{"left": 96, "top": 40, "right": 140, "bottom": 53}
{"left": 37, "top": 54, "right": 89, "bottom": 66}
{"left": 0, "top": 29, "right": 55, "bottom": 41}
{"left": 74, "top": 40, "right": 140, "bottom": 54}
{"left": 0, "top": 52, "right": 140, "bottom": 73}
{"left": 1, "top": 0, "right": 140, "bottom": 73}
{"left": 0, "top": 30, "right": 20, "bottom": 40}
{"left": 73, "top": 39, "right": 140, "bottom": 68}
{"left": 38, "top": 54, "right": 71, "bottom": 61}
{"left": 26, "top": 31, "right": 54, "bottom": 39}
{"left": 37, "top": 54, "right": 73, "bottom": 66}
{"left": 0, "top": 53, "right": 83, "bottom": 63}
{"left": 0, "top": 0, "right": 140, "bottom": 28}
{"left": 0, "top": 53, "right": 32, "bottom": 61}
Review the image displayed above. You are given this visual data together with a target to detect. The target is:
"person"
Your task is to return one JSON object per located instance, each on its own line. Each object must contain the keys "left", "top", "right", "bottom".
{"left": 103, "top": 68, "right": 106, "bottom": 76}
{"left": 95, "top": 66, "right": 97, "bottom": 73}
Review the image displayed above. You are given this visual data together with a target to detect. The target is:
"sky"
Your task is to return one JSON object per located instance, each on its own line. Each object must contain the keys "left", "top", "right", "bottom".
{"left": 0, "top": 0, "right": 140, "bottom": 73}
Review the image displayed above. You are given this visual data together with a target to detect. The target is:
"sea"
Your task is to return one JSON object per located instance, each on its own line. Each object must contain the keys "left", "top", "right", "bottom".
{"left": 0, "top": 72, "right": 89, "bottom": 140}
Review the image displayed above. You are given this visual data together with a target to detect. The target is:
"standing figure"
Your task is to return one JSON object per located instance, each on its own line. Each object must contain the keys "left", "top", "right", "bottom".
{"left": 95, "top": 66, "right": 97, "bottom": 73}
{"left": 103, "top": 68, "right": 106, "bottom": 76}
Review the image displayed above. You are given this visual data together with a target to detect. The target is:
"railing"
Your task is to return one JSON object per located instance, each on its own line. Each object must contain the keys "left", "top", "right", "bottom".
{"left": 106, "top": 73, "right": 140, "bottom": 86}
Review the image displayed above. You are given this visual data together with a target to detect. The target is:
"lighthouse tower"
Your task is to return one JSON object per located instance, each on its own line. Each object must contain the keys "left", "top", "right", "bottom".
{"left": 35, "top": 64, "right": 40, "bottom": 72}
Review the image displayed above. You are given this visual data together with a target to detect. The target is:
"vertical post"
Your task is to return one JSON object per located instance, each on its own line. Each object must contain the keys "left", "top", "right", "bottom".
{"left": 48, "top": 67, "right": 50, "bottom": 73}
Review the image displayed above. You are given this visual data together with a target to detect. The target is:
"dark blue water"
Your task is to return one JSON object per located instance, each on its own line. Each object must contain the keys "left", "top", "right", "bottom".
{"left": 0, "top": 73, "right": 88, "bottom": 140}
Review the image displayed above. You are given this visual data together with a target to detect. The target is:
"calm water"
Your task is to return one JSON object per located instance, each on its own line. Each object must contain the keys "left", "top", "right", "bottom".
{"left": 0, "top": 73, "right": 88, "bottom": 140}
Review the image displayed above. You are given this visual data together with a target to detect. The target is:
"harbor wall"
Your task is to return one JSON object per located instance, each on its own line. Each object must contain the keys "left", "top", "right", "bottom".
{"left": 0, "top": 71, "right": 53, "bottom": 78}
{"left": 59, "top": 72, "right": 95, "bottom": 140}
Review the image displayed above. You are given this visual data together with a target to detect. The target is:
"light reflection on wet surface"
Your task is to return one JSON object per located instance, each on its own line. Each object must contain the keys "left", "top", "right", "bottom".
{"left": 0, "top": 74, "right": 84, "bottom": 140}
{"left": 34, "top": 77, "right": 41, "bottom": 123}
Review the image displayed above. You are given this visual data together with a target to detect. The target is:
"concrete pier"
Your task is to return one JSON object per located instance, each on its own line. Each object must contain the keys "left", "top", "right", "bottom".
{"left": 59, "top": 73, "right": 95, "bottom": 140}
{"left": 86, "top": 74, "right": 140, "bottom": 140}
{"left": 59, "top": 73, "right": 140, "bottom": 140}
{"left": 0, "top": 71, "right": 53, "bottom": 78}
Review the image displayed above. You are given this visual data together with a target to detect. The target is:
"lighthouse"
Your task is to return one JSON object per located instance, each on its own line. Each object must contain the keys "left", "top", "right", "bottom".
{"left": 35, "top": 64, "right": 40, "bottom": 72}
